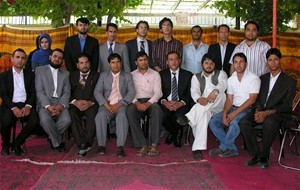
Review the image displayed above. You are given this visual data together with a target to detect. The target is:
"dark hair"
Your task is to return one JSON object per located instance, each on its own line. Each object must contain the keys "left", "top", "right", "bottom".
{"left": 12, "top": 48, "right": 26, "bottom": 57}
{"left": 218, "top": 24, "right": 230, "bottom": 32}
{"left": 191, "top": 25, "right": 203, "bottom": 33}
{"left": 77, "top": 53, "right": 91, "bottom": 63}
{"left": 201, "top": 53, "right": 216, "bottom": 64}
{"left": 51, "top": 48, "right": 64, "bottom": 56}
{"left": 159, "top": 17, "right": 173, "bottom": 29}
{"left": 106, "top": 23, "right": 118, "bottom": 31}
{"left": 136, "top": 20, "right": 149, "bottom": 30}
{"left": 244, "top": 21, "right": 259, "bottom": 32}
{"left": 233, "top": 52, "right": 247, "bottom": 63}
{"left": 108, "top": 53, "right": 122, "bottom": 63}
{"left": 76, "top": 17, "right": 89, "bottom": 26}
{"left": 266, "top": 48, "right": 282, "bottom": 59}
{"left": 167, "top": 51, "right": 180, "bottom": 59}
{"left": 135, "top": 51, "right": 148, "bottom": 61}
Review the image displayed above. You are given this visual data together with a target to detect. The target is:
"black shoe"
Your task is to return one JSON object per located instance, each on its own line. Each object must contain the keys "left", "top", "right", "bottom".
{"left": 110, "top": 133, "right": 117, "bottom": 139}
{"left": 78, "top": 143, "right": 92, "bottom": 157}
{"left": 192, "top": 150, "right": 203, "bottom": 160}
{"left": 173, "top": 136, "right": 181, "bottom": 148}
{"left": 176, "top": 115, "right": 189, "bottom": 126}
{"left": 98, "top": 146, "right": 106, "bottom": 155}
{"left": 54, "top": 142, "right": 66, "bottom": 152}
{"left": 244, "top": 155, "right": 260, "bottom": 166}
{"left": 258, "top": 157, "right": 270, "bottom": 168}
{"left": 1, "top": 146, "right": 10, "bottom": 156}
{"left": 12, "top": 144, "right": 25, "bottom": 156}
{"left": 47, "top": 137, "right": 54, "bottom": 149}
{"left": 117, "top": 146, "right": 126, "bottom": 158}
{"left": 165, "top": 134, "right": 173, "bottom": 145}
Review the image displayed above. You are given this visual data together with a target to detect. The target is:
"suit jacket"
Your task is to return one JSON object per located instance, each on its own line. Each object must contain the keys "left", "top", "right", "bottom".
{"left": 35, "top": 65, "right": 70, "bottom": 110}
{"left": 159, "top": 68, "right": 193, "bottom": 106}
{"left": 64, "top": 34, "right": 99, "bottom": 72}
{"left": 93, "top": 70, "right": 135, "bottom": 107}
{"left": 256, "top": 72, "right": 296, "bottom": 114}
{"left": 125, "top": 38, "right": 153, "bottom": 71}
{"left": 0, "top": 68, "right": 36, "bottom": 119}
{"left": 208, "top": 42, "right": 236, "bottom": 77}
{"left": 69, "top": 70, "right": 100, "bottom": 105}
{"left": 98, "top": 42, "right": 130, "bottom": 73}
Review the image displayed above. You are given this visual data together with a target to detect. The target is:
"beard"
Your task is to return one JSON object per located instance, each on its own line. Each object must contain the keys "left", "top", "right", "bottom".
{"left": 50, "top": 62, "right": 61, "bottom": 69}
{"left": 79, "top": 30, "right": 87, "bottom": 35}
{"left": 203, "top": 68, "right": 214, "bottom": 74}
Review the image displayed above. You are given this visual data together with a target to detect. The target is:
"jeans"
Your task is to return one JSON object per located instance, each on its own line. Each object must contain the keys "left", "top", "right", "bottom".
{"left": 209, "top": 106, "right": 251, "bottom": 154}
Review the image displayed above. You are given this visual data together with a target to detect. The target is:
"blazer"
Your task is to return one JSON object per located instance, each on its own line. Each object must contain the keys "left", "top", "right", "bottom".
{"left": 64, "top": 34, "right": 99, "bottom": 72}
{"left": 159, "top": 68, "right": 193, "bottom": 106}
{"left": 69, "top": 70, "right": 100, "bottom": 105}
{"left": 0, "top": 68, "right": 36, "bottom": 118}
{"left": 208, "top": 42, "right": 236, "bottom": 77}
{"left": 98, "top": 42, "right": 130, "bottom": 73}
{"left": 125, "top": 38, "right": 153, "bottom": 71}
{"left": 256, "top": 72, "right": 296, "bottom": 114}
{"left": 93, "top": 70, "right": 135, "bottom": 107}
{"left": 35, "top": 65, "right": 70, "bottom": 110}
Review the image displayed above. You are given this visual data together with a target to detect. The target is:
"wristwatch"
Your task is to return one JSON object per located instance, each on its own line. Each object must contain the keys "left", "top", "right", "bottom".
{"left": 213, "top": 90, "right": 219, "bottom": 96}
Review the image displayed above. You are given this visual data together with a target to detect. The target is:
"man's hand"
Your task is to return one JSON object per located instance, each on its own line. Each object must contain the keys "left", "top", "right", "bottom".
{"left": 74, "top": 100, "right": 93, "bottom": 111}
{"left": 135, "top": 101, "right": 151, "bottom": 112}
{"left": 207, "top": 90, "right": 218, "bottom": 103}
{"left": 47, "top": 105, "right": 64, "bottom": 116}
{"left": 162, "top": 100, "right": 181, "bottom": 111}
{"left": 105, "top": 102, "right": 122, "bottom": 114}
{"left": 254, "top": 111, "right": 268, "bottom": 123}
{"left": 197, "top": 97, "right": 209, "bottom": 106}
{"left": 12, "top": 107, "right": 23, "bottom": 118}
{"left": 21, "top": 105, "right": 31, "bottom": 116}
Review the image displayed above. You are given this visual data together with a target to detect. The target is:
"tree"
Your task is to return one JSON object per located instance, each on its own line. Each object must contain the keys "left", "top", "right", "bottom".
{"left": 212, "top": 0, "right": 300, "bottom": 35}
{"left": 0, "top": 0, "right": 142, "bottom": 28}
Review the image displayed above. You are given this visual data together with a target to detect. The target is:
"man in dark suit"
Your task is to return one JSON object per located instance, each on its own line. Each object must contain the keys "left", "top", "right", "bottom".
{"left": 64, "top": 17, "right": 99, "bottom": 72}
{"left": 239, "top": 48, "right": 297, "bottom": 168}
{"left": 94, "top": 53, "right": 135, "bottom": 157}
{"left": 0, "top": 48, "right": 39, "bottom": 156}
{"left": 35, "top": 48, "right": 71, "bottom": 152}
{"left": 125, "top": 20, "right": 153, "bottom": 71}
{"left": 160, "top": 51, "right": 193, "bottom": 148}
{"left": 69, "top": 53, "right": 100, "bottom": 157}
{"left": 208, "top": 24, "right": 236, "bottom": 77}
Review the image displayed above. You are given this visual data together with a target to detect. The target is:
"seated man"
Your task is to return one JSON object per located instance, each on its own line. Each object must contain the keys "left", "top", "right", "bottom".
{"left": 239, "top": 48, "right": 296, "bottom": 168}
{"left": 127, "top": 51, "right": 163, "bottom": 156}
{"left": 69, "top": 53, "right": 100, "bottom": 157}
{"left": 209, "top": 53, "right": 260, "bottom": 157}
{"left": 94, "top": 53, "right": 135, "bottom": 158}
{"left": 0, "top": 48, "right": 39, "bottom": 156}
{"left": 177, "top": 53, "right": 228, "bottom": 160}
{"left": 35, "top": 48, "right": 71, "bottom": 152}
{"left": 160, "top": 51, "right": 193, "bottom": 148}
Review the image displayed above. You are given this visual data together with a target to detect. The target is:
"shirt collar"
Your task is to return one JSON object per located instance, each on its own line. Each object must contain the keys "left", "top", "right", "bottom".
{"left": 12, "top": 67, "right": 23, "bottom": 75}
{"left": 78, "top": 33, "right": 87, "bottom": 40}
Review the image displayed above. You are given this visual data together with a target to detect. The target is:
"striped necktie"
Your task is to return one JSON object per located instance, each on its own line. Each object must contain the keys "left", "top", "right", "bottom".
{"left": 140, "top": 41, "right": 145, "bottom": 51}
{"left": 171, "top": 72, "right": 178, "bottom": 101}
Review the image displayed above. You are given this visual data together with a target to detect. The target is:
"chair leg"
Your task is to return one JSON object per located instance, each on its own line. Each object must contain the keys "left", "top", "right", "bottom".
{"left": 184, "top": 125, "right": 191, "bottom": 146}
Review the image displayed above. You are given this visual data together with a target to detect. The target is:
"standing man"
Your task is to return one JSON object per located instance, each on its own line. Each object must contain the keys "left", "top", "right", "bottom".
{"left": 160, "top": 51, "right": 193, "bottom": 148}
{"left": 208, "top": 24, "right": 236, "bottom": 77}
{"left": 98, "top": 23, "right": 130, "bottom": 73}
{"left": 69, "top": 53, "right": 100, "bottom": 157}
{"left": 35, "top": 48, "right": 71, "bottom": 152}
{"left": 239, "top": 48, "right": 296, "bottom": 168}
{"left": 177, "top": 53, "right": 228, "bottom": 160}
{"left": 94, "top": 53, "right": 135, "bottom": 158}
{"left": 181, "top": 25, "right": 208, "bottom": 74}
{"left": 152, "top": 17, "right": 183, "bottom": 72}
{"left": 64, "top": 17, "right": 99, "bottom": 72}
{"left": 229, "top": 21, "right": 270, "bottom": 76}
{"left": 126, "top": 20, "right": 153, "bottom": 71}
{"left": 209, "top": 53, "right": 260, "bottom": 158}
{"left": 127, "top": 51, "right": 163, "bottom": 156}
{"left": 0, "top": 48, "right": 39, "bottom": 156}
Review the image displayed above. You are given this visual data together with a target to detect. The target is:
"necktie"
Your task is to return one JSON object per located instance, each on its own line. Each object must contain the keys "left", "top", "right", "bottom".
{"left": 80, "top": 74, "right": 87, "bottom": 87}
{"left": 109, "top": 76, "right": 119, "bottom": 104}
{"left": 171, "top": 72, "right": 178, "bottom": 101}
{"left": 109, "top": 43, "right": 113, "bottom": 54}
{"left": 140, "top": 41, "right": 145, "bottom": 51}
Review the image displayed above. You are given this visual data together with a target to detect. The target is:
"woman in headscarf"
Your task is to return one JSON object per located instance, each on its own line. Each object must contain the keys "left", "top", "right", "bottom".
{"left": 31, "top": 33, "right": 52, "bottom": 71}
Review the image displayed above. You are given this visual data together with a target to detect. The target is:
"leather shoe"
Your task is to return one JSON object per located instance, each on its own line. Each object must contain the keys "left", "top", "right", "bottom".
{"left": 176, "top": 115, "right": 189, "bottom": 126}
{"left": 244, "top": 155, "right": 260, "bottom": 166}
{"left": 117, "top": 146, "right": 126, "bottom": 158}
{"left": 165, "top": 134, "right": 173, "bottom": 145}
{"left": 12, "top": 144, "right": 25, "bottom": 156}
{"left": 54, "top": 142, "right": 66, "bottom": 152}
{"left": 192, "top": 150, "right": 203, "bottom": 160}
{"left": 78, "top": 143, "right": 92, "bottom": 157}
{"left": 173, "top": 136, "right": 181, "bottom": 148}
{"left": 258, "top": 157, "right": 270, "bottom": 168}
{"left": 98, "top": 146, "right": 106, "bottom": 155}
{"left": 1, "top": 146, "right": 10, "bottom": 156}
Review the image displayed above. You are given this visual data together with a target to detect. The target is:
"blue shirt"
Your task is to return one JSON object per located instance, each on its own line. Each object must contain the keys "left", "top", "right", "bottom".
{"left": 181, "top": 42, "right": 208, "bottom": 74}
{"left": 78, "top": 34, "right": 87, "bottom": 52}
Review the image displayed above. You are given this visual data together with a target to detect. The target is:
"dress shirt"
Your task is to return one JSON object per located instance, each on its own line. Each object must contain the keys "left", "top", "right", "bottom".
{"left": 219, "top": 42, "right": 228, "bottom": 66}
{"left": 49, "top": 65, "right": 59, "bottom": 98}
{"left": 78, "top": 34, "right": 87, "bottom": 52}
{"left": 137, "top": 37, "right": 149, "bottom": 55}
{"left": 131, "top": 68, "right": 162, "bottom": 104}
{"left": 107, "top": 41, "right": 115, "bottom": 52}
{"left": 12, "top": 67, "right": 26, "bottom": 103}
{"left": 265, "top": 71, "right": 281, "bottom": 104}
{"left": 181, "top": 42, "right": 209, "bottom": 74}
{"left": 108, "top": 71, "right": 122, "bottom": 103}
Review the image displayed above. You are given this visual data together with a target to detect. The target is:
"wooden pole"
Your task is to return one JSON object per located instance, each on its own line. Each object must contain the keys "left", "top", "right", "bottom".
{"left": 272, "top": 0, "right": 277, "bottom": 47}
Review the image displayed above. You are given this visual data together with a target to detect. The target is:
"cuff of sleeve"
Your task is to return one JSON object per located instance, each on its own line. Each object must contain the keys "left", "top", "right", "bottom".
{"left": 25, "top": 104, "right": 32, "bottom": 108}
{"left": 180, "top": 100, "right": 186, "bottom": 106}
{"left": 70, "top": 99, "right": 76, "bottom": 104}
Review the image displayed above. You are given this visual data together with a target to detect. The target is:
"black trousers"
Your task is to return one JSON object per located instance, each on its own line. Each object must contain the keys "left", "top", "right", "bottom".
{"left": 0, "top": 103, "right": 39, "bottom": 148}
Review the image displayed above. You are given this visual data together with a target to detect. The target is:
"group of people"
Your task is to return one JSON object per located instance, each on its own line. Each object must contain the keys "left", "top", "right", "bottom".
{"left": 0, "top": 17, "right": 296, "bottom": 169}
